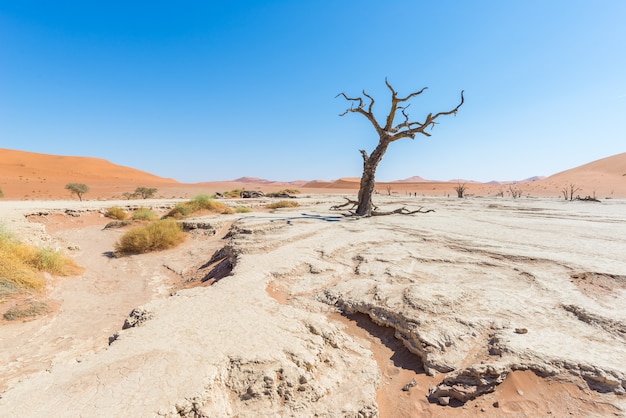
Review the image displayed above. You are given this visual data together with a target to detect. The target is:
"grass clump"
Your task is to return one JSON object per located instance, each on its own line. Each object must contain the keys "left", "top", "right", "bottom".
{"left": 3, "top": 301, "right": 50, "bottom": 321}
{"left": 131, "top": 207, "right": 157, "bottom": 221}
{"left": 235, "top": 206, "right": 252, "bottom": 213}
{"left": 163, "top": 194, "right": 232, "bottom": 219}
{"left": 105, "top": 206, "right": 127, "bottom": 220}
{"left": 114, "top": 219, "right": 185, "bottom": 255}
{"left": 266, "top": 200, "right": 299, "bottom": 209}
{"left": 0, "top": 225, "right": 81, "bottom": 296}
{"left": 221, "top": 189, "right": 243, "bottom": 198}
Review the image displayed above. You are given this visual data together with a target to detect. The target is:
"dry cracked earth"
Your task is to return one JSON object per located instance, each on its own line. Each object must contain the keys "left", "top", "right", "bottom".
{"left": 0, "top": 195, "right": 625, "bottom": 417}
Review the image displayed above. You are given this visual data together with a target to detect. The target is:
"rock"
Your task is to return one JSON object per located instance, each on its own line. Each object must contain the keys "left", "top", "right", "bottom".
{"left": 514, "top": 328, "right": 528, "bottom": 334}
{"left": 402, "top": 378, "right": 417, "bottom": 391}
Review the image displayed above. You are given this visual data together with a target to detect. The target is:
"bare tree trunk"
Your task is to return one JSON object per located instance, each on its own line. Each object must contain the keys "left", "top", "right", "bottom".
{"left": 356, "top": 144, "right": 388, "bottom": 216}
{"left": 337, "top": 80, "right": 463, "bottom": 217}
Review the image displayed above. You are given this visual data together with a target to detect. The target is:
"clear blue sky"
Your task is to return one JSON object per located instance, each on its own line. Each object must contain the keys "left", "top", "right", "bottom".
{"left": 1, "top": 1, "right": 625, "bottom": 183}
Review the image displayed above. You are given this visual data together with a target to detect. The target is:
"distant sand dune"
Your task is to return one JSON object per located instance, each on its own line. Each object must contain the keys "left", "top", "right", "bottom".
{"left": 1, "top": 148, "right": 624, "bottom": 200}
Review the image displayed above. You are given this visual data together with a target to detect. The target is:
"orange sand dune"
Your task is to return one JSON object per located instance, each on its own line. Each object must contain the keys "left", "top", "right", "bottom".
{"left": 1, "top": 148, "right": 624, "bottom": 200}
{"left": 0, "top": 148, "right": 179, "bottom": 200}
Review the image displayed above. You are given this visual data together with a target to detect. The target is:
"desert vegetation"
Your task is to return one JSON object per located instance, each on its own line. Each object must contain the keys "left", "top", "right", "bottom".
{"left": 65, "top": 183, "right": 89, "bottom": 201}
{"left": 0, "top": 225, "right": 81, "bottom": 299}
{"left": 105, "top": 206, "right": 128, "bottom": 220}
{"left": 131, "top": 207, "right": 158, "bottom": 221}
{"left": 114, "top": 219, "right": 185, "bottom": 255}
{"left": 135, "top": 187, "right": 158, "bottom": 199}
{"left": 266, "top": 200, "right": 299, "bottom": 209}
{"left": 0, "top": 187, "right": 3, "bottom": 198}
{"left": 163, "top": 194, "right": 233, "bottom": 219}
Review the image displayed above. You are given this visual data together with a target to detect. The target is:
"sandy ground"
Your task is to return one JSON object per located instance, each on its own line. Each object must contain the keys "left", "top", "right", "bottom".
{"left": 0, "top": 195, "right": 625, "bottom": 416}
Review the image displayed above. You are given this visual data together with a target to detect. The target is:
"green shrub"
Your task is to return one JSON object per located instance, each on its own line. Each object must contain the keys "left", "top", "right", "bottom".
{"left": 235, "top": 206, "right": 252, "bottom": 213}
{"left": 266, "top": 200, "right": 299, "bottom": 209}
{"left": 131, "top": 207, "right": 157, "bottom": 221}
{"left": 135, "top": 187, "right": 158, "bottom": 199}
{"left": 114, "top": 219, "right": 185, "bottom": 255}
{"left": 163, "top": 195, "right": 231, "bottom": 219}
{"left": 105, "top": 206, "right": 127, "bottom": 220}
{"left": 222, "top": 189, "right": 243, "bottom": 198}
{"left": 65, "top": 183, "right": 89, "bottom": 201}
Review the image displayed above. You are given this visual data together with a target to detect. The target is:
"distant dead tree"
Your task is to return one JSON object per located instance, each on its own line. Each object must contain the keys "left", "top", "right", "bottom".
{"left": 454, "top": 183, "right": 467, "bottom": 198}
{"left": 561, "top": 183, "right": 581, "bottom": 201}
{"left": 386, "top": 185, "right": 393, "bottom": 196}
{"left": 495, "top": 189, "right": 504, "bottom": 197}
{"left": 337, "top": 79, "right": 463, "bottom": 216}
{"left": 65, "top": 183, "right": 89, "bottom": 201}
{"left": 508, "top": 184, "right": 523, "bottom": 199}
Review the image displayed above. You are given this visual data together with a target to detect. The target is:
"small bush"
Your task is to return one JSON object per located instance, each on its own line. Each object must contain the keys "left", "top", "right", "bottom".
{"left": 222, "top": 189, "right": 243, "bottom": 198}
{"left": 114, "top": 219, "right": 185, "bottom": 255}
{"left": 105, "top": 206, "right": 128, "bottom": 220}
{"left": 0, "top": 225, "right": 81, "bottom": 295}
{"left": 0, "top": 187, "right": 3, "bottom": 198}
{"left": 131, "top": 207, "right": 157, "bottom": 221}
{"left": 235, "top": 206, "right": 252, "bottom": 213}
{"left": 4, "top": 301, "right": 50, "bottom": 321}
{"left": 163, "top": 195, "right": 231, "bottom": 219}
{"left": 266, "top": 200, "right": 299, "bottom": 209}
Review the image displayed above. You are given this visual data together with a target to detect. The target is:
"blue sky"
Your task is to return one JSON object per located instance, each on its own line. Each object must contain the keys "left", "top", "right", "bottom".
{"left": 1, "top": 1, "right": 625, "bottom": 183}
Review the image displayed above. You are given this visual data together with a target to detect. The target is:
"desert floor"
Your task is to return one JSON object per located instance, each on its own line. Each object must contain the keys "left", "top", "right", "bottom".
{"left": 0, "top": 195, "right": 625, "bottom": 417}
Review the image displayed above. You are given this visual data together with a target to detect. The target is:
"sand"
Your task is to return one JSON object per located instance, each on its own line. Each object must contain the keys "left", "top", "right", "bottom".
{"left": 0, "top": 194, "right": 625, "bottom": 416}
{"left": 2, "top": 148, "right": 625, "bottom": 201}
{"left": 1, "top": 148, "right": 625, "bottom": 415}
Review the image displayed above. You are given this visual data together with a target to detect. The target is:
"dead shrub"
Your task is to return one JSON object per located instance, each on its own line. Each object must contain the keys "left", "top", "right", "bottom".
{"left": 105, "top": 206, "right": 127, "bottom": 220}
{"left": 266, "top": 200, "right": 299, "bottom": 209}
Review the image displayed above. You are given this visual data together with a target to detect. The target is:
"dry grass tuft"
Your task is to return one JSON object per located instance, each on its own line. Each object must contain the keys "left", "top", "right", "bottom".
{"left": 266, "top": 200, "right": 299, "bottom": 209}
{"left": 163, "top": 194, "right": 232, "bottom": 219}
{"left": 0, "top": 225, "right": 82, "bottom": 297}
{"left": 105, "top": 206, "right": 127, "bottom": 220}
{"left": 131, "top": 207, "right": 157, "bottom": 221}
{"left": 114, "top": 219, "right": 185, "bottom": 255}
{"left": 3, "top": 301, "right": 50, "bottom": 321}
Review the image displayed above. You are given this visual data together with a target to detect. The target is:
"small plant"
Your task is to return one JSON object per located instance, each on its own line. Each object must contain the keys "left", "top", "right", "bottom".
{"left": 266, "top": 200, "right": 299, "bottom": 209}
{"left": 235, "top": 206, "right": 252, "bottom": 213}
{"left": 163, "top": 195, "right": 231, "bottom": 219}
{"left": 222, "top": 189, "right": 243, "bottom": 198}
{"left": 131, "top": 207, "right": 157, "bottom": 221}
{"left": 3, "top": 301, "right": 51, "bottom": 321}
{"left": 135, "top": 187, "right": 158, "bottom": 199}
{"left": 0, "top": 225, "right": 81, "bottom": 296}
{"left": 114, "top": 219, "right": 185, "bottom": 255}
{"left": 105, "top": 206, "right": 128, "bottom": 220}
{"left": 122, "top": 192, "right": 136, "bottom": 200}
{"left": 0, "top": 187, "right": 3, "bottom": 198}
{"left": 65, "top": 183, "right": 89, "bottom": 201}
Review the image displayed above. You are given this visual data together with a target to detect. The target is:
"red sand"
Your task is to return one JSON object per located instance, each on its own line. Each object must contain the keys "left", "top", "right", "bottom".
{"left": 1, "top": 148, "right": 625, "bottom": 200}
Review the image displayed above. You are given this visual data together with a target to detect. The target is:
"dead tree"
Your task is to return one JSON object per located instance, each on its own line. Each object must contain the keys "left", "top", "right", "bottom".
{"left": 337, "top": 80, "right": 463, "bottom": 216}
{"left": 561, "top": 183, "right": 581, "bottom": 201}
{"left": 454, "top": 183, "right": 467, "bottom": 198}
{"left": 508, "top": 184, "right": 522, "bottom": 199}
